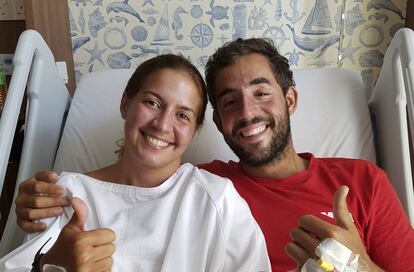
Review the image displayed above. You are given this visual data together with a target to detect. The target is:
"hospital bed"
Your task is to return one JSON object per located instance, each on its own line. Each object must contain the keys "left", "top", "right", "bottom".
{"left": 0, "top": 28, "right": 413, "bottom": 258}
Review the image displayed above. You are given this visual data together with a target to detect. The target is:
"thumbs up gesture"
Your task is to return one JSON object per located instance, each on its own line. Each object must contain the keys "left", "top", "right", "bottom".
{"left": 40, "top": 197, "right": 116, "bottom": 272}
{"left": 285, "top": 186, "right": 384, "bottom": 271}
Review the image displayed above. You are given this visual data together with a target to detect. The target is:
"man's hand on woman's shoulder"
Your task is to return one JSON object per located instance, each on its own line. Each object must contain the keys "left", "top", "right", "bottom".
{"left": 15, "top": 171, "right": 69, "bottom": 232}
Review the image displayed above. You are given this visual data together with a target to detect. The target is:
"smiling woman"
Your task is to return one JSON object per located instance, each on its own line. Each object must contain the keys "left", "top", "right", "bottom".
{"left": 0, "top": 54, "right": 271, "bottom": 272}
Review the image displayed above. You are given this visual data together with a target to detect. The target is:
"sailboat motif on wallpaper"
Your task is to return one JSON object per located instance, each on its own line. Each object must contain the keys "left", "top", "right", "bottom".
{"left": 151, "top": 4, "right": 172, "bottom": 45}
{"left": 301, "top": 0, "right": 332, "bottom": 35}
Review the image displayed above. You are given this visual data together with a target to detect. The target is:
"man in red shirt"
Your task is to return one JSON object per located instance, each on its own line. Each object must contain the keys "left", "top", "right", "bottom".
{"left": 14, "top": 38, "right": 414, "bottom": 271}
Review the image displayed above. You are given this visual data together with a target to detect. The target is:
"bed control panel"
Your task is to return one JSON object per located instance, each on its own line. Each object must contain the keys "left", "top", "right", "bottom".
{"left": 0, "top": 54, "right": 13, "bottom": 75}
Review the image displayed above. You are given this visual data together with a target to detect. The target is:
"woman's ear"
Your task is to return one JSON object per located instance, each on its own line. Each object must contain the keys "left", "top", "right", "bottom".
{"left": 285, "top": 86, "right": 298, "bottom": 115}
{"left": 120, "top": 92, "right": 129, "bottom": 119}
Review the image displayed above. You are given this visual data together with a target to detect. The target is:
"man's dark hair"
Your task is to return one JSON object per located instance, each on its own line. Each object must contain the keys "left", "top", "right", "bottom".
{"left": 205, "top": 38, "right": 295, "bottom": 110}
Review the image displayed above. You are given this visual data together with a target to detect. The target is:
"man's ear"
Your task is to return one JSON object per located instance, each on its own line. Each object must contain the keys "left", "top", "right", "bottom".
{"left": 285, "top": 86, "right": 298, "bottom": 116}
{"left": 212, "top": 110, "right": 223, "bottom": 133}
{"left": 120, "top": 92, "right": 129, "bottom": 119}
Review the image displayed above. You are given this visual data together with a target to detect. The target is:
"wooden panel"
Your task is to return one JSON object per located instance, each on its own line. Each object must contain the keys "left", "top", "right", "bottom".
{"left": 0, "top": 20, "right": 25, "bottom": 53}
{"left": 24, "top": 0, "right": 76, "bottom": 95}
{"left": 406, "top": 0, "right": 414, "bottom": 30}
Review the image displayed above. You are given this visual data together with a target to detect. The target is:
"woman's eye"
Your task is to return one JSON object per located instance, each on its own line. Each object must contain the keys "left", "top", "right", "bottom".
{"left": 177, "top": 112, "right": 190, "bottom": 121}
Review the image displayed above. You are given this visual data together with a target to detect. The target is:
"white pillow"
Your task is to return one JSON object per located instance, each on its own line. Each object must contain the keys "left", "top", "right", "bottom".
{"left": 53, "top": 68, "right": 375, "bottom": 173}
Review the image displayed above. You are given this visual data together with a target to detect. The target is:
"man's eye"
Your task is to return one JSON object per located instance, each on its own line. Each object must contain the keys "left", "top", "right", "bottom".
{"left": 256, "top": 92, "right": 268, "bottom": 97}
{"left": 223, "top": 99, "right": 235, "bottom": 107}
{"left": 146, "top": 100, "right": 161, "bottom": 109}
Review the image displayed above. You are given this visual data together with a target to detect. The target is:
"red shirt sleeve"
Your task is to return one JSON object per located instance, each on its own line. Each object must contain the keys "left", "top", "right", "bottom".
{"left": 365, "top": 169, "right": 414, "bottom": 270}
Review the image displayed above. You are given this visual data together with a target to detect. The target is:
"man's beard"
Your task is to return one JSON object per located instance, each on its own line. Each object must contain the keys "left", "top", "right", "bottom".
{"left": 223, "top": 105, "right": 291, "bottom": 167}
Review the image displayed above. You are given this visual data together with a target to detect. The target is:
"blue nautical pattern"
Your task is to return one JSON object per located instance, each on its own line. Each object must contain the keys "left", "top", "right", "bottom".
{"left": 106, "top": 0, "right": 144, "bottom": 23}
{"left": 131, "top": 26, "right": 148, "bottom": 42}
{"left": 69, "top": 0, "right": 407, "bottom": 96}
{"left": 88, "top": 8, "right": 107, "bottom": 37}
{"left": 206, "top": 0, "right": 229, "bottom": 28}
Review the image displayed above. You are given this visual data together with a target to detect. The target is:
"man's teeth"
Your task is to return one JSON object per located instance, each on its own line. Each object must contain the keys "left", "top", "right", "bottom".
{"left": 146, "top": 135, "right": 169, "bottom": 147}
{"left": 242, "top": 125, "right": 266, "bottom": 137}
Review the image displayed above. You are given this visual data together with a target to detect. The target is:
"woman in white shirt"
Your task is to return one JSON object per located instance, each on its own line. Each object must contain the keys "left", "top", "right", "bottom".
{"left": 0, "top": 54, "right": 270, "bottom": 272}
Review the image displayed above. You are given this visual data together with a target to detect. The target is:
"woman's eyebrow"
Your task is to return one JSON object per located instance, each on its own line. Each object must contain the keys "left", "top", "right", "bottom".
{"left": 178, "top": 105, "right": 196, "bottom": 116}
{"left": 144, "top": 90, "right": 196, "bottom": 115}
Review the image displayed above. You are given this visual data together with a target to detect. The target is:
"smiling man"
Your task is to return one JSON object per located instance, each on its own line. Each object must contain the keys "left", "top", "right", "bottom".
{"left": 199, "top": 38, "right": 414, "bottom": 271}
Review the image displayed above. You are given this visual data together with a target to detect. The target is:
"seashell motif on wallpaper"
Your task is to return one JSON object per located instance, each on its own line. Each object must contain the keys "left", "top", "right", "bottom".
{"left": 131, "top": 26, "right": 148, "bottom": 42}
{"left": 88, "top": 8, "right": 107, "bottom": 37}
{"left": 69, "top": 0, "right": 407, "bottom": 95}
{"left": 107, "top": 52, "right": 131, "bottom": 69}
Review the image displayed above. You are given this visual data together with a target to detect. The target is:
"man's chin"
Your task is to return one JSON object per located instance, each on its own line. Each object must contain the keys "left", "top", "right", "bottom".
{"left": 239, "top": 156, "right": 273, "bottom": 167}
{"left": 232, "top": 148, "right": 272, "bottom": 166}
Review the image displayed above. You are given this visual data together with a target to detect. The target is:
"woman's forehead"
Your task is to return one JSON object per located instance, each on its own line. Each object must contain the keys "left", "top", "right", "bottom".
{"left": 140, "top": 69, "right": 202, "bottom": 109}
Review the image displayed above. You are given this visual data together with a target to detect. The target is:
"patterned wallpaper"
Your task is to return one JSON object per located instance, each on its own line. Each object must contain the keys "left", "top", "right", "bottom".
{"left": 68, "top": 0, "right": 407, "bottom": 96}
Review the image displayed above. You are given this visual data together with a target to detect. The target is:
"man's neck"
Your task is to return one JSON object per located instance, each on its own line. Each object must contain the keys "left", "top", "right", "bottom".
{"left": 239, "top": 145, "right": 309, "bottom": 179}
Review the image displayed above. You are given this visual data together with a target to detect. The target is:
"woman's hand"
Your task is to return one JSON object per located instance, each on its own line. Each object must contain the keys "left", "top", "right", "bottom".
{"left": 40, "top": 197, "right": 116, "bottom": 272}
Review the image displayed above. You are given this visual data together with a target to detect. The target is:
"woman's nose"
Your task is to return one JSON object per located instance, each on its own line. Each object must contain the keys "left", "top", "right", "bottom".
{"left": 152, "top": 110, "right": 173, "bottom": 132}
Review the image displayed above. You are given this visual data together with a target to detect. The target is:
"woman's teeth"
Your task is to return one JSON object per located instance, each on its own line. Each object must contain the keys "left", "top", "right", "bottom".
{"left": 146, "top": 135, "right": 169, "bottom": 147}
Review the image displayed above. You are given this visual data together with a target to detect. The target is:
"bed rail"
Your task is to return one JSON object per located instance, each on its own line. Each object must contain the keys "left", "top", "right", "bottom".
{"left": 369, "top": 28, "right": 414, "bottom": 226}
{"left": 0, "top": 30, "right": 70, "bottom": 257}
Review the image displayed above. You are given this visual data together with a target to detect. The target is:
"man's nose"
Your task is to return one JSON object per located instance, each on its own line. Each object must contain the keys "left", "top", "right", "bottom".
{"left": 238, "top": 96, "right": 256, "bottom": 121}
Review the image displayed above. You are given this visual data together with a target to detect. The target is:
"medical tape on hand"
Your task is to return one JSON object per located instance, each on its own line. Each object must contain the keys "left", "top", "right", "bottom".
{"left": 301, "top": 238, "right": 364, "bottom": 272}
{"left": 315, "top": 238, "right": 358, "bottom": 271}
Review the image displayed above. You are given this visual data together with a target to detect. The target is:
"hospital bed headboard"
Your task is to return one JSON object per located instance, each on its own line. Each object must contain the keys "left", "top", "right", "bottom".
{"left": 369, "top": 28, "right": 414, "bottom": 223}
{"left": 0, "top": 30, "right": 70, "bottom": 257}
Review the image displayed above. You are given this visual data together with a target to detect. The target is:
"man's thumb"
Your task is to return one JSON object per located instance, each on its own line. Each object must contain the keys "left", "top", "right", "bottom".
{"left": 333, "top": 185, "right": 354, "bottom": 229}
{"left": 66, "top": 197, "right": 88, "bottom": 231}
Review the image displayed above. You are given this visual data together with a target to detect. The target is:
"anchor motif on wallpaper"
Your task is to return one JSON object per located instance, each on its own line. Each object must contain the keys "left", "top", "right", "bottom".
{"left": 285, "top": 0, "right": 305, "bottom": 25}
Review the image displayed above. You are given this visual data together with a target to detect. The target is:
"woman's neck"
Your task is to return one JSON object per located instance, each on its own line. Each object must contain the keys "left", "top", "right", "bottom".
{"left": 88, "top": 156, "right": 181, "bottom": 188}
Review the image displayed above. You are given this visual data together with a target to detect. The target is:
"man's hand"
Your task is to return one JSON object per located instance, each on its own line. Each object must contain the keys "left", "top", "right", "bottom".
{"left": 40, "top": 197, "right": 116, "bottom": 272}
{"left": 15, "top": 171, "right": 69, "bottom": 232}
{"left": 285, "top": 186, "right": 384, "bottom": 271}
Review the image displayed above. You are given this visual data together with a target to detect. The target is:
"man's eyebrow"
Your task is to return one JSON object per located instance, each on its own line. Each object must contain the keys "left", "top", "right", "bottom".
{"left": 249, "top": 77, "right": 271, "bottom": 85}
{"left": 216, "top": 88, "right": 236, "bottom": 102}
{"left": 216, "top": 77, "right": 271, "bottom": 102}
